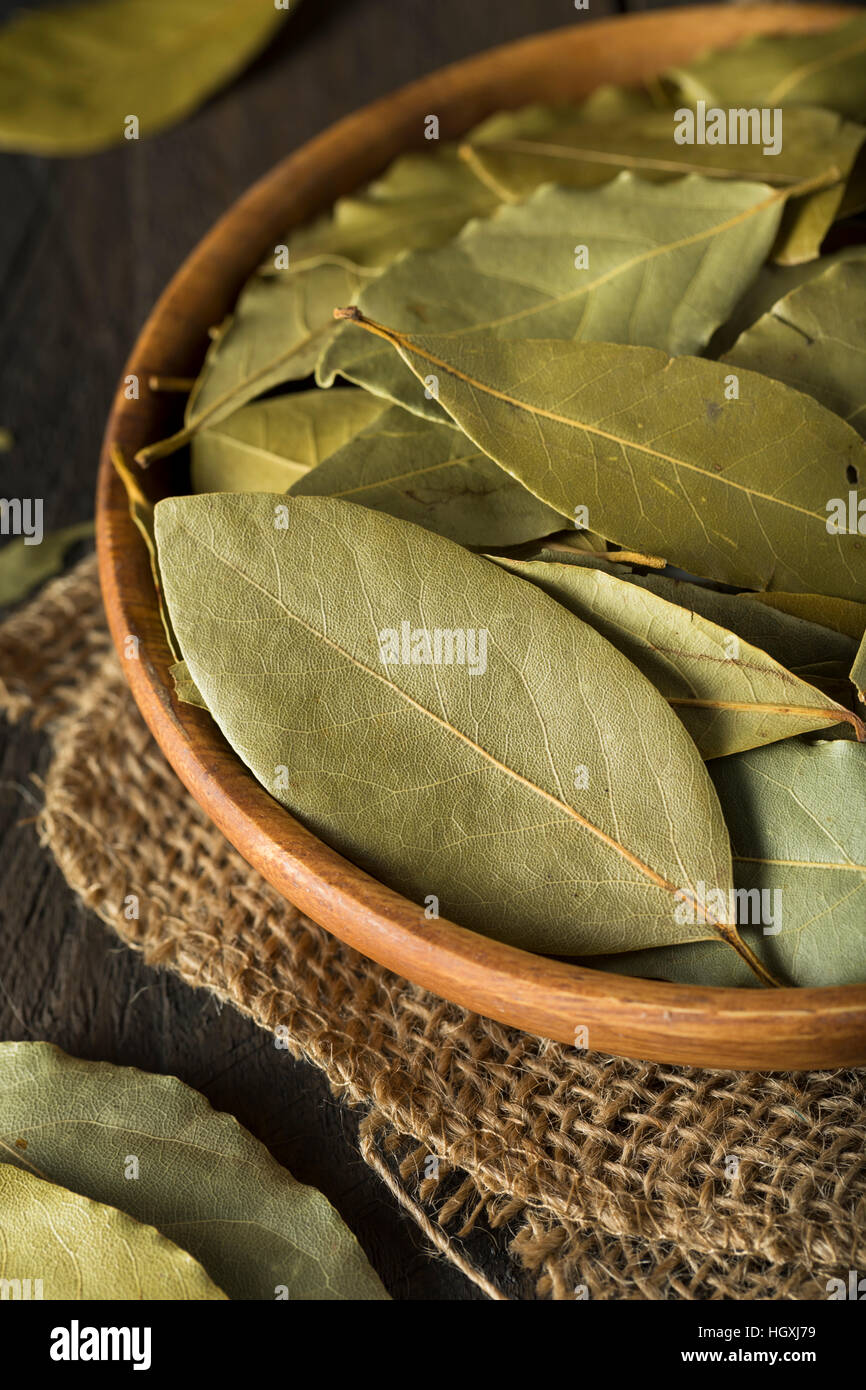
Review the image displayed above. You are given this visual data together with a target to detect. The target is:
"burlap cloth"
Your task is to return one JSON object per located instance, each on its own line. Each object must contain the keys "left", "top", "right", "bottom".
{"left": 2, "top": 553, "right": 864, "bottom": 1300}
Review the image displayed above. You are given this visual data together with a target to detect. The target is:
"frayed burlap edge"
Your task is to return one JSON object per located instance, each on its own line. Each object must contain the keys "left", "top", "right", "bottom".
{"left": 2, "top": 555, "right": 864, "bottom": 1300}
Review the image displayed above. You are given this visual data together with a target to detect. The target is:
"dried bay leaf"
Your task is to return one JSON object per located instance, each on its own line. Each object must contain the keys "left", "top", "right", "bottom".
{"left": 138, "top": 144, "right": 497, "bottom": 465}
{"left": 541, "top": 529, "right": 629, "bottom": 558}
{"left": 170, "top": 659, "right": 206, "bottom": 708}
{"left": 471, "top": 82, "right": 662, "bottom": 137}
{"left": 460, "top": 104, "right": 856, "bottom": 199}
{"left": 547, "top": 540, "right": 665, "bottom": 567}
{"left": 155, "top": 491, "right": 779, "bottom": 983}
{"left": 725, "top": 258, "right": 866, "bottom": 438}
{"left": 0, "top": 1166, "right": 227, "bottom": 1300}
{"left": 287, "top": 403, "right": 563, "bottom": 547}
{"left": 112, "top": 447, "right": 180, "bottom": 661}
{"left": 837, "top": 144, "right": 866, "bottom": 220}
{"left": 789, "top": 672, "right": 857, "bottom": 710}
{"left": 319, "top": 176, "right": 788, "bottom": 419}
{"left": 112, "top": 446, "right": 159, "bottom": 570}
{"left": 740, "top": 591, "right": 866, "bottom": 643}
{"left": 458, "top": 105, "right": 865, "bottom": 264}
{"left": 286, "top": 145, "right": 499, "bottom": 272}
{"left": 138, "top": 262, "right": 372, "bottom": 465}
{"left": 492, "top": 556, "right": 862, "bottom": 759}
{"left": 706, "top": 246, "right": 866, "bottom": 356}
{"left": 0, "top": 0, "right": 291, "bottom": 156}
{"left": 587, "top": 740, "right": 866, "bottom": 988}
{"left": 523, "top": 546, "right": 859, "bottom": 677}
{"left": 191, "top": 385, "right": 562, "bottom": 550}
{"left": 463, "top": 87, "right": 660, "bottom": 166}
{"left": 0, "top": 1042, "right": 389, "bottom": 1301}
{"left": 0, "top": 520, "right": 93, "bottom": 607}
{"left": 340, "top": 312, "right": 866, "bottom": 600}
{"left": 771, "top": 176, "right": 859, "bottom": 268}
{"left": 577, "top": 83, "right": 662, "bottom": 120}
{"left": 191, "top": 389, "right": 391, "bottom": 494}
{"left": 664, "top": 14, "right": 866, "bottom": 122}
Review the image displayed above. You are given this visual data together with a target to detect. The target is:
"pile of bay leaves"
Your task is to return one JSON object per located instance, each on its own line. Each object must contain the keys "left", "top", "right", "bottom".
{"left": 143, "top": 18, "right": 866, "bottom": 992}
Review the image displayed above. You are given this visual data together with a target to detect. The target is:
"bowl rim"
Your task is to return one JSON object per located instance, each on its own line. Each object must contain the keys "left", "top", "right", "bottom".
{"left": 97, "top": 2, "right": 866, "bottom": 1070}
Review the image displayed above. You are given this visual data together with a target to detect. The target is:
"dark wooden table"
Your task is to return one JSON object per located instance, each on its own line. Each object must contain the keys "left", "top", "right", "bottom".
{"left": 0, "top": 0, "right": 854, "bottom": 1301}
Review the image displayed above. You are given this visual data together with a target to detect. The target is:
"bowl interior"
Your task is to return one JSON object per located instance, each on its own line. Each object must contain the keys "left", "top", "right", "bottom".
{"left": 97, "top": 4, "right": 866, "bottom": 1069}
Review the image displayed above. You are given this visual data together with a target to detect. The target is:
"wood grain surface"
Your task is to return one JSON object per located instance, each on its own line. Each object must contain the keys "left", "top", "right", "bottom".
{"left": 2, "top": 0, "right": 864, "bottom": 1299}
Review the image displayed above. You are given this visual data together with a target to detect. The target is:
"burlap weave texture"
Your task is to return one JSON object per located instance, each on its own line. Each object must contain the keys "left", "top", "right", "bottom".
{"left": 1, "top": 554, "right": 863, "bottom": 1300}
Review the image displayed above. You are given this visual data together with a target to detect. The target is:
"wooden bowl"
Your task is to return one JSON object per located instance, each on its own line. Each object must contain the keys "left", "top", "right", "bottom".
{"left": 97, "top": 4, "right": 866, "bottom": 1070}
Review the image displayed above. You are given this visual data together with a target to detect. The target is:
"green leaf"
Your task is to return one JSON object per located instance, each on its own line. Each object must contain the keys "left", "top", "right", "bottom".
{"left": 664, "top": 14, "right": 866, "bottom": 122}
{"left": 740, "top": 590, "right": 866, "bottom": 643}
{"left": 170, "top": 659, "right": 206, "bottom": 707}
{"left": 112, "top": 447, "right": 181, "bottom": 660}
{"left": 460, "top": 102, "right": 857, "bottom": 197}
{"left": 837, "top": 145, "right": 866, "bottom": 220}
{"left": 138, "top": 145, "right": 497, "bottom": 465}
{"left": 286, "top": 145, "right": 499, "bottom": 271}
{"left": 155, "top": 491, "right": 781, "bottom": 983}
{"left": 538, "top": 83, "right": 661, "bottom": 129}
{"left": 288, "top": 402, "right": 563, "bottom": 547}
{"left": 139, "top": 262, "right": 372, "bottom": 464}
{"left": 769, "top": 171, "right": 866, "bottom": 269}
{"left": 587, "top": 740, "right": 866, "bottom": 988}
{"left": 492, "top": 555, "right": 862, "bottom": 759}
{"left": 725, "top": 258, "right": 866, "bottom": 438}
{"left": 318, "top": 175, "right": 788, "bottom": 419}
{"left": 528, "top": 544, "right": 858, "bottom": 678}
{"left": 0, "top": 520, "right": 93, "bottom": 607}
{"left": 458, "top": 104, "right": 865, "bottom": 264}
{"left": 0, "top": 1165, "right": 226, "bottom": 1300}
{"left": 191, "top": 389, "right": 392, "bottom": 494}
{"left": 340, "top": 311, "right": 866, "bottom": 600}
{"left": 466, "top": 86, "right": 660, "bottom": 151}
{"left": 0, "top": 0, "right": 291, "bottom": 156}
{"left": 706, "top": 246, "right": 866, "bottom": 356}
{"left": 540, "top": 528, "right": 635, "bottom": 560}
{"left": 0, "top": 1042, "right": 389, "bottom": 1301}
